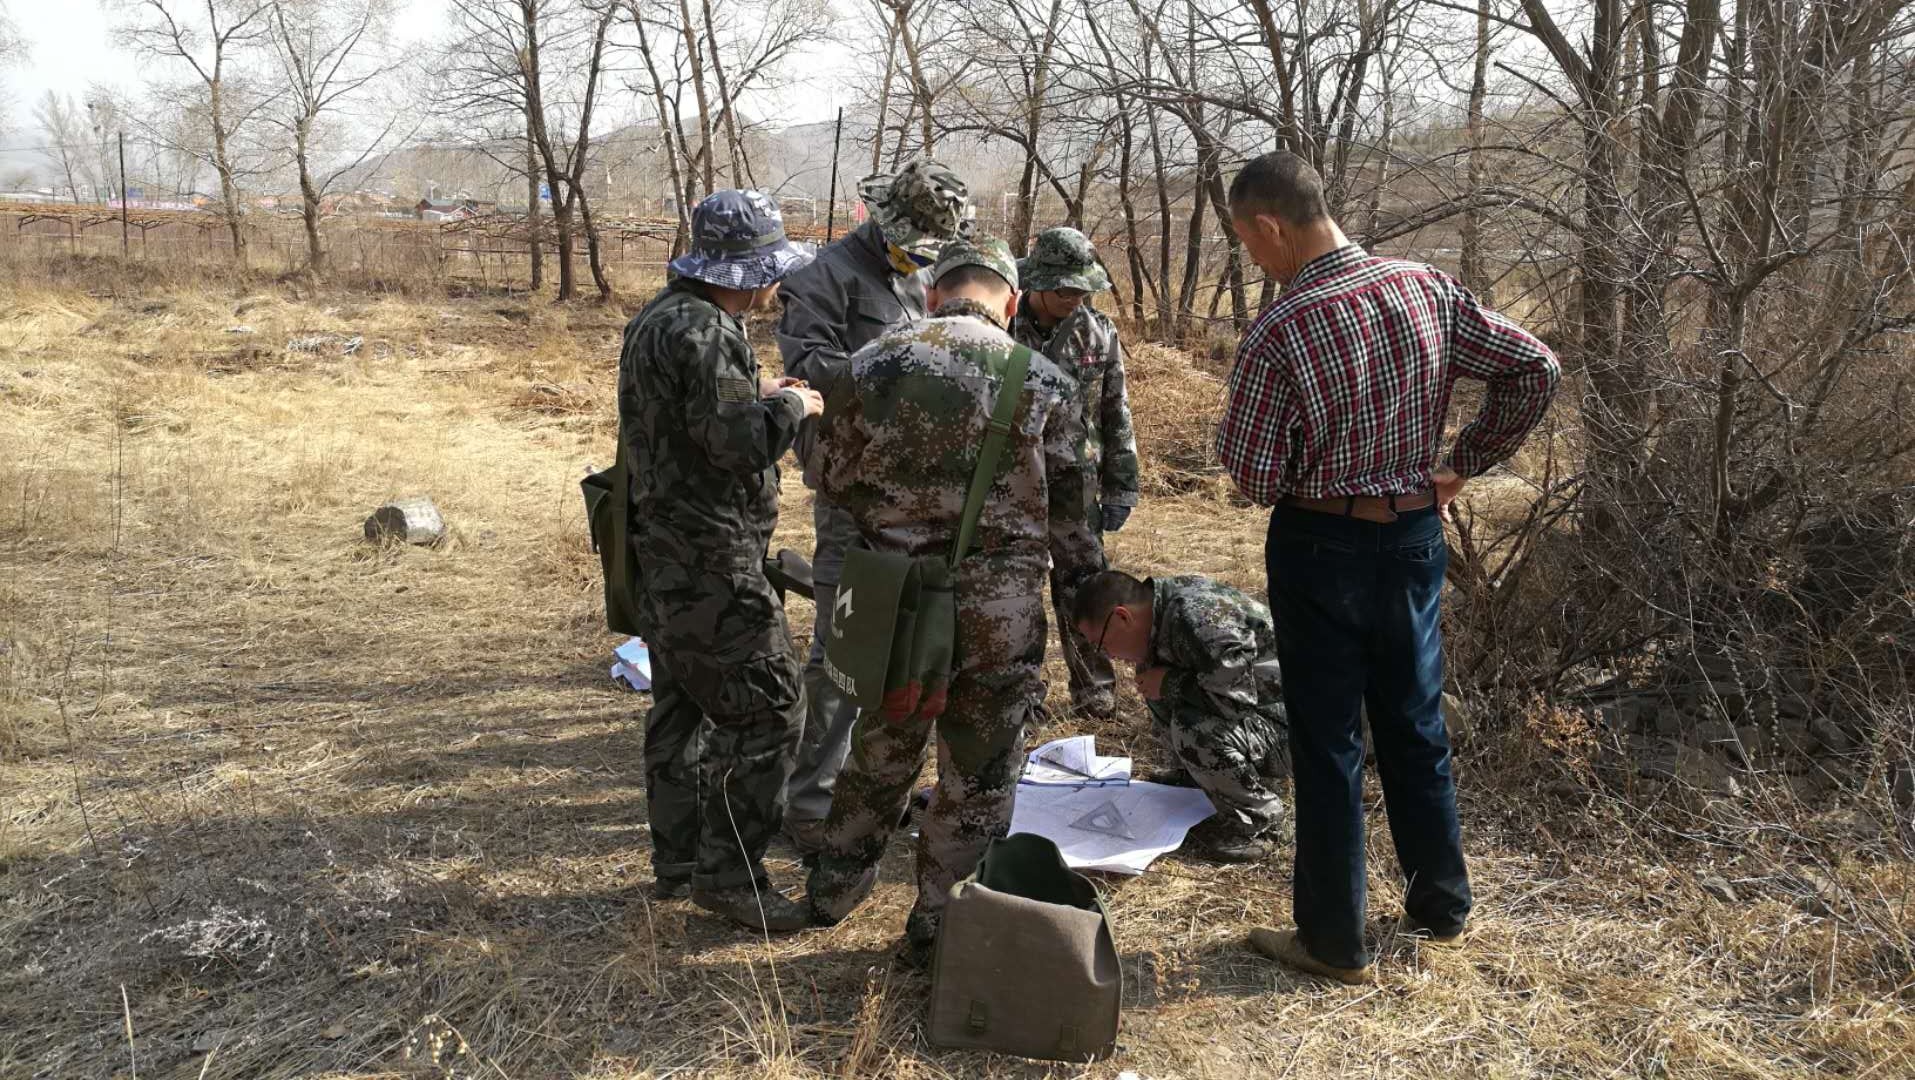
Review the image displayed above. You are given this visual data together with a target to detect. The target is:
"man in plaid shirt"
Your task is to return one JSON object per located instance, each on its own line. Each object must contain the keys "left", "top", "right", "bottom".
{"left": 1215, "top": 151, "right": 1558, "bottom": 984}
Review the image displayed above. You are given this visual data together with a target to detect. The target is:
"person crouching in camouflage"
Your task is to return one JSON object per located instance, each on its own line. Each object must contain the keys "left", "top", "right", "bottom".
{"left": 619, "top": 190, "right": 825, "bottom": 931}
{"left": 803, "top": 237, "right": 1103, "bottom": 968}
{"left": 1011, "top": 227, "right": 1140, "bottom": 720}
{"left": 1072, "top": 569, "right": 1293, "bottom": 862}
{"left": 774, "top": 159, "right": 972, "bottom": 857}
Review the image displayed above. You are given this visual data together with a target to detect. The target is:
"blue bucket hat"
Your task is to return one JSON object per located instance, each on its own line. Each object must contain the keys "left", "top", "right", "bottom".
{"left": 669, "top": 189, "right": 813, "bottom": 289}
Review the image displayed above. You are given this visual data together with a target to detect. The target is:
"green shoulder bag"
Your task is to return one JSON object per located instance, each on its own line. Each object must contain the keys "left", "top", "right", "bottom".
{"left": 823, "top": 345, "right": 1032, "bottom": 722}
{"left": 580, "top": 435, "right": 644, "bottom": 637}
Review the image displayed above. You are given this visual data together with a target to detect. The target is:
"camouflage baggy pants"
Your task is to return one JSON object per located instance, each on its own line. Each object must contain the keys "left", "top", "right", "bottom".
{"left": 640, "top": 558, "right": 805, "bottom": 893}
{"left": 1051, "top": 506, "right": 1114, "bottom": 707}
{"left": 785, "top": 496, "right": 865, "bottom": 823}
{"left": 806, "top": 589, "right": 1046, "bottom": 949}
{"left": 1151, "top": 702, "right": 1290, "bottom": 837}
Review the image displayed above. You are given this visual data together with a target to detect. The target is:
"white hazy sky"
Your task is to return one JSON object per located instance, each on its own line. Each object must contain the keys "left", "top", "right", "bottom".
{"left": 1, "top": 0, "right": 853, "bottom": 150}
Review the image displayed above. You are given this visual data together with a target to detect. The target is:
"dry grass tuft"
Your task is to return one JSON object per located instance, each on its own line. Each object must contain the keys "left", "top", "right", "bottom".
{"left": 1, "top": 270, "right": 1910, "bottom": 1079}
{"left": 1123, "top": 341, "right": 1237, "bottom": 499}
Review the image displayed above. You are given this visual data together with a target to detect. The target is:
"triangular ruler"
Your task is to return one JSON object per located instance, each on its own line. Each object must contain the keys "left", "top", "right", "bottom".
{"left": 1070, "top": 798, "right": 1136, "bottom": 840}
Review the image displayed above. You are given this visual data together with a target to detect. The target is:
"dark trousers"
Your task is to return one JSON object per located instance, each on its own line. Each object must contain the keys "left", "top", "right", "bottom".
{"left": 1265, "top": 504, "right": 1471, "bottom": 969}
{"left": 1050, "top": 510, "right": 1114, "bottom": 706}
{"left": 644, "top": 642, "right": 803, "bottom": 893}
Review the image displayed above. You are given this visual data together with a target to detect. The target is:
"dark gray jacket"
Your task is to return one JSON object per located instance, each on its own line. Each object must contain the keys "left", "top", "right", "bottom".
{"left": 775, "top": 219, "right": 927, "bottom": 482}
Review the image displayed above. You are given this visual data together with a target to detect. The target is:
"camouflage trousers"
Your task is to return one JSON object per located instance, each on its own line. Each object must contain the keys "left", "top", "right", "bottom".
{"left": 639, "top": 557, "right": 805, "bottom": 893}
{"left": 786, "top": 497, "right": 865, "bottom": 823}
{"left": 1151, "top": 702, "right": 1290, "bottom": 837}
{"left": 806, "top": 590, "right": 1046, "bottom": 949}
{"left": 1050, "top": 507, "right": 1114, "bottom": 707}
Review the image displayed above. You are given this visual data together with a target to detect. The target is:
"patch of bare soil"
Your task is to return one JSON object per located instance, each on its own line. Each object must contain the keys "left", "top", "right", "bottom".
{"left": 1, "top": 282, "right": 1909, "bottom": 1078}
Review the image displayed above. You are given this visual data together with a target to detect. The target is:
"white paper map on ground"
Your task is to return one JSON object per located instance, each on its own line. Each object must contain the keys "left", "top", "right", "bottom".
{"left": 1071, "top": 799, "right": 1138, "bottom": 840}
{"left": 1010, "top": 781, "right": 1214, "bottom": 875}
{"left": 609, "top": 637, "right": 652, "bottom": 692}
{"left": 1011, "top": 734, "right": 1215, "bottom": 874}
{"left": 1021, "top": 734, "right": 1131, "bottom": 787}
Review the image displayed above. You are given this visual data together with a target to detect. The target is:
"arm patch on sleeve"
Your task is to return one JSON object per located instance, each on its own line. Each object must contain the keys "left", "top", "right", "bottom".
{"left": 717, "top": 376, "right": 756, "bottom": 403}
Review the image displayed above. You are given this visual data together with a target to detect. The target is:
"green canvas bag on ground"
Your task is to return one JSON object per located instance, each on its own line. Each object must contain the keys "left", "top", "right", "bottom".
{"left": 580, "top": 438, "right": 643, "bottom": 638}
{"left": 824, "top": 345, "right": 1032, "bottom": 723}
{"left": 928, "top": 832, "right": 1122, "bottom": 1062}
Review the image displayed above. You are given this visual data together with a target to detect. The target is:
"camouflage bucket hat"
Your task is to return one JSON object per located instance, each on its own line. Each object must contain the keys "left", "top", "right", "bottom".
{"left": 669, "top": 189, "right": 814, "bottom": 290}
{"left": 859, "top": 159, "right": 973, "bottom": 258}
{"left": 1018, "top": 226, "right": 1110, "bottom": 293}
{"left": 932, "top": 236, "right": 1018, "bottom": 291}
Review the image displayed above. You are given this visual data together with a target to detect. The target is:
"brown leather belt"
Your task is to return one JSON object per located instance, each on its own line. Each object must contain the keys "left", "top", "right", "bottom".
{"left": 1281, "top": 490, "right": 1436, "bottom": 524}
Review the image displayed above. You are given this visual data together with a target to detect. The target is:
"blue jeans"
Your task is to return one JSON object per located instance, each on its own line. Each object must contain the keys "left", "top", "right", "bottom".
{"left": 1265, "top": 504, "right": 1471, "bottom": 969}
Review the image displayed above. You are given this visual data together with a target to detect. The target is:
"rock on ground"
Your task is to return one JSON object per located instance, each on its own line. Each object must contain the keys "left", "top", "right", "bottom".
{"left": 363, "top": 497, "right": 446, "bottom": 546}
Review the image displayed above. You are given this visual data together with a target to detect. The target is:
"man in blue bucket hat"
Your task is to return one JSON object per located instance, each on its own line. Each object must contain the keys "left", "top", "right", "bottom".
{"left": 618, "top": 189, "right": 824, "bottom": 931}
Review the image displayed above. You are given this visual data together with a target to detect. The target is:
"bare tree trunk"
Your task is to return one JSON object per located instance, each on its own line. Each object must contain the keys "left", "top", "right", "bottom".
{"left": 700, "top": 0, "right": 748, "bottom": 185}
{"left": 1144, "top": 103, "right": 1174, "bottom": 337}
{"left": 578, "top": 187, "right": 612, "bottom": 301}
{"left": 295, "top": 118, "right": 322, "bottom": 275}
{"left": 677, "top": 0, "right": 716, "bottom": 192}
{"left": 519, "top": 0, "right": 573, "bottom": 299}
{"left": 1243, "top": 0, "right": 1303, "bottom": 150}
{"left": 1010, "top": 0, "right": 1065, "bottom": 256}
{"left": 526, "top": 118, "right": 544, "bottom": 289}
{"left": 870, "top": 9, "right": 899, "bottom": 174}
{"left": 209, "top": 80, "right": 246, "bottom": 265}
{"left": 1176, "top": 155, "right": 1207, "bottom": 341}
{"left": 627, "top": 0, "right": 691, "bottom": 254}
{"left": 568, "top": 6, "right": 615, "bottom": 302}
{"left": 891, "top": 95, "right": 915, "bottom": 167}
{"left": 1459, "top": 0, "right": 1491, "bottom": 298}
{"left": 893, "top": 1, "right": 935, "bottom": 156}
{"left": 1115, "top": 98, "right": 1149, "bottom": 325}
{"left": 1364, "top": 57, "right": 1396, "bottom": 240}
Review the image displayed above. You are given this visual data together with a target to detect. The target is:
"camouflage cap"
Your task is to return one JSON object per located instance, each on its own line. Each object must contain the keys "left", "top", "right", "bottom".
{"left": 858, "top": 159, "right": 973, "bottom": 257}
{"left": 1017, "top": 226, "right": 1111, "bottom": 293}
{"left": 668, "top": 188, "right": 813, "bottom": 290}
{"left": 931, "top": 235, "right": 1018, "bottom": 291}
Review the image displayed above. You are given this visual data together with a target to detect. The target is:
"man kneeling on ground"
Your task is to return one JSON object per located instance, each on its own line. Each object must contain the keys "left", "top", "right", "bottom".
{"left": 1072, "top": 569, "right": 1292, "bottom": 862}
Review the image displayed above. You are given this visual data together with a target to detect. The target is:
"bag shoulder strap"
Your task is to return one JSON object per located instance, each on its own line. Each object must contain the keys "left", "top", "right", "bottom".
{"left": 950, "top": 344, "right": 1033, "bottom": 565}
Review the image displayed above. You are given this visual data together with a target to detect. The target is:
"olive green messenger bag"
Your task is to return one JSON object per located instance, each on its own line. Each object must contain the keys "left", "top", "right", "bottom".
{"left": 823, "top": 344, "right": 1033, "bottom": 723}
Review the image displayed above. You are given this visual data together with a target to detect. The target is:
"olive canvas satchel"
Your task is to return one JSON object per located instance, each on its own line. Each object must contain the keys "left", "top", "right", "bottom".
{"left": 824, "top": 345, "right": 1033, "bottom": 723}
{"left": 928, "top": 832, "right": 1122, "bottom": 1062}
{"left": 580, "top": 437, "right": 643, "bottom": 637}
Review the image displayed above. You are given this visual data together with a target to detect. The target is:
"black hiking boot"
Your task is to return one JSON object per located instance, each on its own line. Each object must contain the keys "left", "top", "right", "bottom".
{"left": 1184, "top": 818, "right": 1276, "bottom": 864}
{"left": 691, "top": 884, "right": 814, "bottom": 932}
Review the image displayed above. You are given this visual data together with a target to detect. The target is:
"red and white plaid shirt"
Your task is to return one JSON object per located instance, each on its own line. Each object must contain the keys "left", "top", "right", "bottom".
{"left": 1217, "top": 245, "right": 1560, "bottom": 507}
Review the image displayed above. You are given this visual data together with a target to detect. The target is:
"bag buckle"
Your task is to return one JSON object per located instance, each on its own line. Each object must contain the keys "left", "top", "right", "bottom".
{"left": 968, "top": 1000, "right": 988, "bottom": 1033}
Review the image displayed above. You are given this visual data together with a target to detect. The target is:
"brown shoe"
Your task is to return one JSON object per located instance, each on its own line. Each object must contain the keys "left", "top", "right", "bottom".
{"left": 1248, "top": 927, "right": 1374, "bottom": 985}
{"left": 691, "top": 885, "right": 814, "bottom": 932}
{"left": 1396, "top": 916, "right": 1468, "bottom": 948}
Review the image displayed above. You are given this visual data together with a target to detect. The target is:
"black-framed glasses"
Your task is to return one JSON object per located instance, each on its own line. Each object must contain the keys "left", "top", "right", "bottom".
{"left": 1089, "top": 608, "right": 1118, "bottom": 656}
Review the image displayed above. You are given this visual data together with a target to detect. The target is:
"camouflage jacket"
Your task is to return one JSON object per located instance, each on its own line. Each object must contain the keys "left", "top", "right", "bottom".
{"left": 1148, "top": 575, "right": 1286, "bottom": 728}
{"left": 776, "top": 220, "right": 928, "bottom": 482}
{"left": 1011, "top": 298, "right": 1140, "bottom": 508}
{"left": 618, "top": 278, "right": 805, "bottom": 569}
{"left": 819, "top": 298, "right": 1101, "bottom": 599}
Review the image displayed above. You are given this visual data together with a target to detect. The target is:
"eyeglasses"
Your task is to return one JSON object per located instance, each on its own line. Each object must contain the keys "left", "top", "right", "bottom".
{"left": 1089, "top": 608, "right": 1118, "bottom": 656}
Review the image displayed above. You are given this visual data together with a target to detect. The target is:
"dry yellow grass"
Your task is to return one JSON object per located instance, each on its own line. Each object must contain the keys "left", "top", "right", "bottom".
{"left": 1, "top": 270, "right": 1911, "bottom": 1078}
